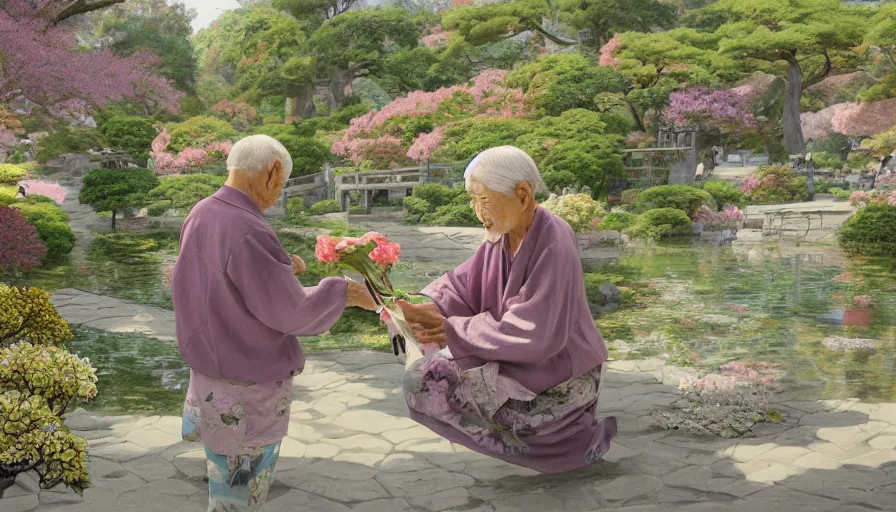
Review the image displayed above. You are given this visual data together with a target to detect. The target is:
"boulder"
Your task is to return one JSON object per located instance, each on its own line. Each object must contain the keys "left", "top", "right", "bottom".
{"left": 599, "top": 283, "right": 621, "bottom": 305}
{"left": 46, "top": 153, "right": 102, "bottom": 176}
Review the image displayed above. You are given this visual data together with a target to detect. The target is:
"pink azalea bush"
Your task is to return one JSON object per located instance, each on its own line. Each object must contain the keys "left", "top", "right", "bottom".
{"left": 150, "top": 127, "right": 232, "bottom": 175}
{"left": 598, "top": 37, "right": 623, "bottom": 68}
{"left": 849, "top": 189, "right": 896, "bottom": 207}
{"left": 332, "top": 70, "right": 526, "bottom": 167}
{"left": 18, "top": 180, "right": 67, "bottom": 204}
{"left": 664, "top": 87, "right": 757, "bottom": 131}
{"left": 692, "top": 205, "right": 745, "bottom": 230}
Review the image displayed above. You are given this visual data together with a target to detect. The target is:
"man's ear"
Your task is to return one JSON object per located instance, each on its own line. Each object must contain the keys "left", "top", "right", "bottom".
{"left": 516, "top": 182, "right": 533, "bottom": 205}
{"left": 268, "top": 160, "right": 283, "bottom": 187}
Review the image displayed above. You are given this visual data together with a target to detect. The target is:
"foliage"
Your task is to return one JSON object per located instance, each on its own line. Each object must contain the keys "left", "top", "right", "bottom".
{"left": 838, "top": 203, "right": 896, "bottom": 257}
{"left": 79, "top": 169, "right": 159, "bottom": 230}
{"left": 149, "top": 127, "right": 232, "bottom": 176}
{"left": 0, "top": 164, "right": 26, "bottom": 186}
{"left": 98, "top": 116, "right": 157, "bottom": 164}
{"left": 35, "top": 127, "right": 104, "bottom": 164}
{"left": 626, "top": 208, "right": 692, "bottom": 240}
{"left": 665, "top": 87, "right": 758, "bottom": 132}
{"left": 0, "top": 0, "right": 183, "bottom": 115}
{"left": 701, "top": 180, "right": 747, "bottom": 208}
{"left": 506, "top": 54, "right": 630, "bottom": 116}
{"left": 539, "top": 136, "right": 625, "bottom": 196}
{"left": 18, "top": 181, "right": 67, "bottom": 205}
{"left": 0, "top": 207, "right": 47, "bottom": 272}
{"left": 403, "top": 184, "right": 477, "bottom": 226}
{"left": 167, "top": 117, "right": 239, "bottom": 153}
{"left": 0, "top": 284, "right": 95, "bottom": 496}
{"left": 740, "top": 165, "right": 809, "bottom": 204}
{"left": 598, "top": 211, "right": 638, "bottom": 231}
{"left": 11, "top": 201, "right": 75, "bottom": 263}
{"left": 861, "top": 126, "right": 896, "bottom": 157}
{"left": 308, "top": 200, "right": 343, "bottom": 216}
{"left": 145, "top": 174, "right": 226, "bottom": 215}
{"left": 540, "top": 193, "right": 606, "bottom": 233}
{"left": 276, "top": 136, "right": 331, "bottom": 176}
{"left": 637, "top": 185, "right": 716, "bottom": 217}
{"left": 810, "top": 151, "right": 844, "bottom": 170}
{"left": 286, "top": 197, "right": 306, "bottom": 216}
{"left": 0, "top": 285, "right": 73, "bottom": 346}
{"left": 210, "top": 100, "right": 258, "bottom": 130}
{"left": 692, "top": 205, "right": 745, "bottom": 230}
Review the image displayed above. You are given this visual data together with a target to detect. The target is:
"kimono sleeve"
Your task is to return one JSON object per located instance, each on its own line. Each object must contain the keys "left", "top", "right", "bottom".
{"left": 226, "top": 231, "right": 348, "bottom": 336}
{"left": 445, "top": 242, "right": 574, "bottom": 364}
{"left": 420, "top": 251, "right": 481, "bottom": 317}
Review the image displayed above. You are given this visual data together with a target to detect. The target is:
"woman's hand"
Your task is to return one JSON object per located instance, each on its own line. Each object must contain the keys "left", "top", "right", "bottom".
{"left": 396, "top": 301, "right": 447, "bottom": 348}
{"left": 289, "top": 254, "right": 306, "bottom": 275}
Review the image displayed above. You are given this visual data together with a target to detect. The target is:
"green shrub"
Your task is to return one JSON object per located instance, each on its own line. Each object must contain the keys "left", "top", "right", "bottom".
{"left": 540, "top": 194, "right": 605, "bottom": 233}
{"left": 35, "top": 126, "right": 103, "bottom": 163}
{"left": 620, "top": 189, "right": 641, "bottom": 206}
{"left": 636, "top": 185, "right": 717, "bottom": 217}
{"left": 145, "top": 174, "right": 226, "bottom": 214}
{"left": 254, "top": 124, "right": 297, "bottom": 139}
{"left": 598, "top": 211, "right": 637, "bottom": 231}
{"left": 98, "top": 116, "right": 157, "bottom": 165}
{"left": 421, "top": 203, "right": 480, "bottom": 227}
{"left": 626, "top": 208, "right": 692, "bottom": 240}
{"left": 287, "top": 197, "right": 306, "bottom": 216}
{"left": 80, "top": 168, "right": 159, "bottom": 231}
{"left": 702, "top": 180, "right": 747, "bottom": 208}
{"left": 0, "top": 186, "right": 16, "bottom": 206}
{"left": 403, "top": 184, "right": 476, "bottom": 226}
{"left": 168, "top": 116, "right": 238, "bottom": 152}
{"left": 403, "top": 196, "right": 432, "bottom": 223}
{"left": 838, "top": 204, "right": 896, "bottom": 257}
{"left": 811, "top": 151, "right": 844, "bottom": 170}
{"left": 0, "top": 164, "right": 26, "bottom": 186}
{"left": 829, "top": 187, "right": 852, "bottom": 201}
{"left": 276, "top": 136, "right": 331, "bottom": 176}
{"left": 309, "top": 199, "right": 342, "bottom": 215}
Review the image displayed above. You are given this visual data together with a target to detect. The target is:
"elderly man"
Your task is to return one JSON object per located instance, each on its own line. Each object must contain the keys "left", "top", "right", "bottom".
{"left": 397, "top": 146, "right": 616, "bottom": 473}
{"left": 171, "top": 135, "right": 375, "bottom": 510}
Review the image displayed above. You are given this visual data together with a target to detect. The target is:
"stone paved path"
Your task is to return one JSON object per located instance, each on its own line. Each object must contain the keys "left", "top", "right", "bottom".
{"left": 4, "top": 349, "right": 895, "bottom": 512}
{"left": 51, "top": 289, "right": 177, "bottom": 341}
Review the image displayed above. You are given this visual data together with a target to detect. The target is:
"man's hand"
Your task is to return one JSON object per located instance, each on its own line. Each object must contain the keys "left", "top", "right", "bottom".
{"left": 396, "top": 300, "right": 447, "bottom": 348}
{"left": 346, "top": 281, "right": 378, "bottom": 311}
{"left": 290, "top": 254, "right": 306, "bottom": 275}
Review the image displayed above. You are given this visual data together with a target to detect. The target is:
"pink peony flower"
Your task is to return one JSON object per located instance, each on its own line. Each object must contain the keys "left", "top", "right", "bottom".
{"left": 334, "top": 237, "right": 362, "bottom": 252}
{"left": 315, "top": 236, "right": 340, "bottom": 264}
{"left": 369, "top": 242, "right": 401, "bottom": 267}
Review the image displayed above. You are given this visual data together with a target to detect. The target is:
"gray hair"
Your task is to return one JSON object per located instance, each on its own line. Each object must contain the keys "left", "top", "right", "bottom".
{"left": 463, "top": 146, "right": 548, "bottom": 195}
{"left": 226, "top": 134, "right": 293, "bottom": 182}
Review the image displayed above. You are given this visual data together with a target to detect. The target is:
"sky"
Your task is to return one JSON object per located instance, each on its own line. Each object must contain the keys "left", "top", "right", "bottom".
{"left": 183, "top": 0, "right": 240, "bottom": 33}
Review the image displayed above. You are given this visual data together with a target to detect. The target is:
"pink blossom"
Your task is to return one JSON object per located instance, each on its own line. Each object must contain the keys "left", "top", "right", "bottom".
{"left": 204, "top": 141, "right": 233, "bottom": 156}
{"left": 334, "top": 237, "right": 362, "bottom": 251}
{"left": 422, "top": 29, "right": 451, "bottom": 48}
{"left": 854, "top": 295, "right": 874, "bottom": 308}
{"left": 407, "top": 127, "right": 446, "bottom": 163}
{"left": 740, "top": 175, "right": 761, "bottom": 194}
{"left": 369, "top": 242, "right": 401, "bottom": 267}
{"left": 831, "top": 98, "right": 896, "bottom": 137}
{"left": 665, "top": 87, "right": 757, "bottom": 130}
{"left": 599, "top": 37, "right": 622, "bottom": 68}
{"left": 360, "top": 232, "right": 389, "bottom": 245}
{"left": 315, "top": 236, "right": 341, "bottom": 264}
{"left": 18, "top": 180, "right": 67, "bottom": 204}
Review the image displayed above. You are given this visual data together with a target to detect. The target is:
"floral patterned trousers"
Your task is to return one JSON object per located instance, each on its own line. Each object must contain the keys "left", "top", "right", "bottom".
{"left": 204, "top": 442, "right": 281, "bottom": 512}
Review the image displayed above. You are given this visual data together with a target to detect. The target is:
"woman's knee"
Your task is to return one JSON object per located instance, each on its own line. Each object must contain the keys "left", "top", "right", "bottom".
{"left": 402, "top": 358, "right": 426, "bottom": 394}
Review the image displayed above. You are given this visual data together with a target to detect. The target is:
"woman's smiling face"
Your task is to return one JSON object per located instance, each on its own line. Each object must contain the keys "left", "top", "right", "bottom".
{"left": 467, "top": 178, "right": 524, "bottom": 243}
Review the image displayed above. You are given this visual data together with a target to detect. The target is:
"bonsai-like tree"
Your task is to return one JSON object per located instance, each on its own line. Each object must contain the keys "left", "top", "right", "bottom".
{"left": 79, "top": 168, "right": 159, "bottom": 231}
{"left": 0, "top": 285, "right": 97, "bottom": 498}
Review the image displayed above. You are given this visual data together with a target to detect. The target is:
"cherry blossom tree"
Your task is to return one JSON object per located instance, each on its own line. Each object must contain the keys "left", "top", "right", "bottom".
{"left": 149, "top": 128, "right": 232, "bottom": 176}
{"left": 801, "top": 99, "right": 896, "bottom": 140}
{"left": 664, "top": 87, "right": 757, "bottom": 130}
{"left": 0, "top": 0, "right": 182, "bottom": 114}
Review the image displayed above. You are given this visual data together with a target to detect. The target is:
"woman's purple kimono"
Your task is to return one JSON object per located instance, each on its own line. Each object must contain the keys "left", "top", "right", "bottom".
{"left": 405, "top": 207, "right": 617, "bottom": 473}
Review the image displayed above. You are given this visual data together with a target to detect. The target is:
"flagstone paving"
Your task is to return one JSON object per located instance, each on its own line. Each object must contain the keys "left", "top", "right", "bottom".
{"left": 5, "top": 349, "right": 895, "bottom": 512}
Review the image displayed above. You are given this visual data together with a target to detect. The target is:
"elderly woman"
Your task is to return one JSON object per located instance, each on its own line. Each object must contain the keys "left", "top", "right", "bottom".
{"left": 171, "top": 134, "right": 375, "bottom": 511}
{"left": 397, "top": 146, "right": 617, "bottom": 473}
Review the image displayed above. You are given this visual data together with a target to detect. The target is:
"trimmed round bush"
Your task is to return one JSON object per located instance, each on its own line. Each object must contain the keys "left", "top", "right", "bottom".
{"left": 286, "top": 197, "right": 306, "bottom": 216}
{"left": 99, "top": 116, "right": 157, "bottom": 164}
{"left": 626, "top": 208, "right": 692, "bottom": 240}
{"left": 308, "top": 199, "right": 342, "bottom": 215}
{"left": 702, "top": 180, "right": 746, "bottom": 208}
{"left": 0, "top": 163, "right": 26, "bottom": 186}
{"left": 12, "top": 201, "right": 75, "bottom": 262}
{"left": 636, "top": 185, "right": 716, "bottom": 217}
{"left": 598, "top": 211, "right": 637, "bottom": 231}
{"left": 168, "top": 116, "right": 238, "bottom": 152}
{"left": 838, "top": 204, "right": 896, "bottom": 257}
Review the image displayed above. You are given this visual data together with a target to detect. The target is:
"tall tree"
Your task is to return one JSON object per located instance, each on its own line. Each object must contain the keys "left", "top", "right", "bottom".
{"left": 559, "top": 0, "right": 677, "bottom": 47}
{"left": 683, "top": 0, "right": 871, "bottom": 154}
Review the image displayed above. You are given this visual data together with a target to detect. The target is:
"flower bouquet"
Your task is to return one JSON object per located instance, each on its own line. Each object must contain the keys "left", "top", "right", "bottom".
{"left": 315, "top": 232, "right": 418, "bottom": 356}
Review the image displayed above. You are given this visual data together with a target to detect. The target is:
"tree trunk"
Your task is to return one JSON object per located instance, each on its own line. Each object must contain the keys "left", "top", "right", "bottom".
{"left": 111, "top": 209, "right": 117, "bottom": 231}
{"left": 287, "top": 83, "right": 317, "bottom": 121}
{"left": 783, "top": 58, "right": 806, "bottom": 155}
{"left": 328, "top": 68, "right": 357, "bottom": 113}
{"left": 625, "top": 99, "right": 646, "bottom": 132}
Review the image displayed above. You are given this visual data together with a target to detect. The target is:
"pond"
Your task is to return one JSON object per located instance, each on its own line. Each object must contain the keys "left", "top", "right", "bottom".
{"left": 18, "top": 229, "right": 896, "bottom": 415}
{"left": 597, "top": 240, "right": 896, "bottom": 403}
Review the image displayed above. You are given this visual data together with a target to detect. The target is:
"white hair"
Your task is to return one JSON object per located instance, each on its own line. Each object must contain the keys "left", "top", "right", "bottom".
{"left": 226, "top": 134, "right": 293, "bottom": 182}
{"left": 464, "top": 146, "right": 548, "bottom": 195}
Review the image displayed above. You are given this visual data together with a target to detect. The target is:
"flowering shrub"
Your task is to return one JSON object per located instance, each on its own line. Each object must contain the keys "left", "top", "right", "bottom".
{"left": 802, "top": 99, "right": 896, "bottom": 139}
{"left": 18, "top": 180, "right": 67, "bottom": 205}
{"left": 150, "top": 127, "right": 232, "bottom": 175}
{"left": 0, "top": 285, "right": 96, "bottom": 497}
{"left": 702, "top": 180, "right": 746, "bottom": 209}
{"left": 0, "top": 207, "right": 47, "bottom": 272}
{"left": 167, "top": 116, "right": 238, "bottom": 153}
{"left": 740, "top": 166, "right": 809, "bottom": 204}
{"left": 599, "top": 37, "right": 623, "bottom": 68}
{"left": 210, "top": 100, "right": 257, "bottom": 129}
{"left": 664, "top": 87, "right": 757, "bottom": 131}
{"left": 12, "top": 199, "right": 75, "bottom": 263}
{"left": 849, "top": 189, "right": 896, "bottom": 208}
{"left": 540, "top": 194, "right": 606, "bottom": 233}
{"left": 654, "top": 364, "right": 782, "bottom": 437}
{"left": 624, "top": 132, "right": 656, "bottom": 149}
{"left": 692, "top": 205, "right": 745, "bottom": 230}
